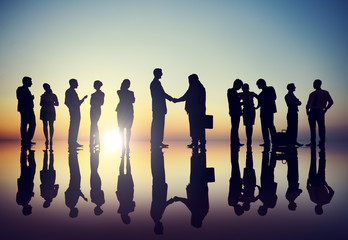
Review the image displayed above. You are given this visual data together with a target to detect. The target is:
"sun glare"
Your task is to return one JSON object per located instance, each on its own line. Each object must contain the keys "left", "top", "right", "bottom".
{"left": 103, "top": 129, "right": 122, "bottom": 151}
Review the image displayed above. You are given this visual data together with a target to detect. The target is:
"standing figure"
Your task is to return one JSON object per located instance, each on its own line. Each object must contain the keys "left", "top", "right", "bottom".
{"left": 174, "top": 74, "right": 206, "bottom": 148}
{"left": 285, "top": 83, "right": 302, "bottom": 147}
{"left": 256, "top": 79, "right": 277, "bottom": 147}
{"left": 240, "top": 83, "right": 259, "bottom": 147}
{"left": 150, "top": 68, "right": 173, "bottom": 148}
{"left": 306, "top": 79, "right": 333, "bottom": 147}
{"left": 116, "top": 79, "right": 135, "bottom": 153}
{"left": 228, "top": 79, "right": 244, "bottom": 147}
{"left": 16, "top": 76, "right": 36, "bottom": 146}
{"left": 64, "top": 79, "right": 87, "bottom": 147}
{"left": 90, "top": 80, "right": 105, "bottom": 147}
{"left": 40, "top": 83, "right": 59, "bottom": 148}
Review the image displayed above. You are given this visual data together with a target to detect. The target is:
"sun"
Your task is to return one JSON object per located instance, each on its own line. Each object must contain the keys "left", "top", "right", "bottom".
{"left": 103, "top": 129, "right": 122, "bottom": 151}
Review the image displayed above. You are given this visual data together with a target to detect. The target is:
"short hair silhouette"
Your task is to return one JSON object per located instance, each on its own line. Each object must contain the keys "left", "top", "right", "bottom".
{"left": 287, "top": 83, "right": 295, "bottom": 91}
{"left": 188, "top": 74, "right": 199, "bottom": 81}
{"left": 120, "top": 79, "right": 130, "bottom": 90}
{"left": 69, "top": 79, "right": 78, "bottom": 87}
{"left": 313, "top": 79, "right": 322, "bottom": 89}
{"left": 153, "top": 68, "right": 162, "bottom": 77}
{"left": 93, "top": 80, "right": 103, "bottom": 90}
{"left": 242, "top": 83, "right": 249, "bottom": 92}
{"left": 315, "top": 205, "right": 323, "bottom": 215}
{"left": 256, "top": 78, "right": 266, "bottom": 88}
{"left": 22, "top": 76, "right": 32, "bottom": 84}
{"left": 233, "top": 79, "right": 243, "bottom": 89}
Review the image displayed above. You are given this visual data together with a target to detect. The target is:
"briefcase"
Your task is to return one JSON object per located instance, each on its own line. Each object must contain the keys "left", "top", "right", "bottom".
{"left": 205, "top": 115, "right": 213, "bottom": 129}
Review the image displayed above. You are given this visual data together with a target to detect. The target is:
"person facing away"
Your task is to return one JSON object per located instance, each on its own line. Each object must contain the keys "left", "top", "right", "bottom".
{"left": 90, "top": 80, "right": 104, "bottom": 147}
{"left": 240, "top": 83, "right": 259, "bottom": 147}
{"left": 285, "top": 83, "right": 302, "bottom": 147}
{"left": 305, "top": 79, "right": 333, "bottom": 147}
{"left": 64, "top": 79, "right": 87, "bottom": 148}
{"left": 16, "top": 76, "right": 36, "bottom": 146}
{"left": 228, "top": 79, "right": 244, "bottom": 147}
{"left": 116, "top": 79, "right": 135, "bottom": 153}
{"left": 174, "top": 74, "right": 206, "bottom": 148}
{"left": 40, "top": 83, "right": 59, "bottom": 148}
{"left": 150, "top": 68, "right": 173, "bottom": 148}
{"left": 256, "top": 78, "right": 277, "bottom": 147}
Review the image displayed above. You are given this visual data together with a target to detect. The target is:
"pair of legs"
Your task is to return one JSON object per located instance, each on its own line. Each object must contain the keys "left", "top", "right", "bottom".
{"left": 230, "top": 115, "right": 241, "bottom": 145}
{"left": 245, "top": 124, "right": 253, "bottom": 146}
{"left": 308, "top": 109, "right": 325, "bottom": 145}
{"left": 287, "top": 111, "right": 299, "bottom": 145}
{"left": 151, "top": 112, "right": 165, "bottom": 146}
{"left": 260, "top": 112, "right": 276, "bottom": 146}
{"left": 188, "top": 113, "right": 206, "bottom": 147}
{"left": 120, "top": 127, "right": 131, "bottom": 152}
{"left": 90, "top": 109, "right": 101, "bottom": 146}
{"left": 68, "top": 109, "right": 81, "bottom": 146}
{"left": 42, "top": 120, "right": 54, "bottom": 146}
{"left": 20, "top": 110, "right": 36, "bottom": 145}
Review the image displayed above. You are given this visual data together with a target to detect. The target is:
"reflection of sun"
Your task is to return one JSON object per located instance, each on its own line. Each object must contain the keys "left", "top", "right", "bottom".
{"left": 103, "top": 129, "right": 122, "bottom": 151}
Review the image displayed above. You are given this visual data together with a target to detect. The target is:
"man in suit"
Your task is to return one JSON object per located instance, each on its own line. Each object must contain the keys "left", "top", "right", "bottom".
{"left": 150, "top": 68, "right": 173, "bottom": 148}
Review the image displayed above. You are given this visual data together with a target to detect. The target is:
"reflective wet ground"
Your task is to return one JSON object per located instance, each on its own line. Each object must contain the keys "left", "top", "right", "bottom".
{"left": 0, "top": 140, "right": 347, "bottom": 240}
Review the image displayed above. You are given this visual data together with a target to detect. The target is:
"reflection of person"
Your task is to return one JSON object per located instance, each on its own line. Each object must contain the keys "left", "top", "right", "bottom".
{"left": 90, "top": 80, "right": 104, "bottom": 147}
{"left": 174, "top": 74, "right": 206, "bottom": 148}
{"left": 65, "top": 148, "right": 88, "bottom": 218}
{"left": 17, "top": 147, "right": 36, "bottom": 215}
{"left": 240, "top": 84, "right": 258, "bottom": 146}
{"left": 150, "top": 68, "right": 173, "bottom": 148}
{"left": 90, "top": 148, "right": 105, "bottom": 216}
{"left": 40, "top": 149, "right": 59, "bottom": 208}
{"left": 307, "top": 146, "right": 334, "bottom": 215}
{"left": 16, "top": 76, "right": 36, "bottom": 146}
{"left": 285, "top": 147, "right": 302, "bottom": 211}
{"left": 151, "top": 146, "right": 174, "bottom": 234}
{"left": 306, "top": 79, "right": 333, "bottom": 147}
{"left": 228, "top": 79, "right": 243, "bottom": 146}
{"left": 65, "top": 79, "right": 87, "bottom": 147}
{"left": 285, "top": 83, "right": 302, "bottom": 146}
{"left": 257, "top": 79, "right": 277, "bottom": 147}
{"left": 116, "top": 155, "right": 135, "bottom": 224}
{"left": 174, "top": 148, "right": 210, "bottom": 228}
{"left": 40, "top": 83, "right": 59, "bottom": 148}
{"left": 116, "top": 79, "right": 135, "bottom": 152}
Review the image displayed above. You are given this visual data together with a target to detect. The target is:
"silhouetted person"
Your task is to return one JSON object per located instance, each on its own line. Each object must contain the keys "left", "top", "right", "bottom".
{"left": 285, "top": 147, "right": 302, "bottom": 211}
{"left": 90, "top": 80, "right": 104, "bottom": 147}
{"left": 65, "top": 147, "right": 88, "bottom": 218}
{"left": 150, "top": 68, "right": 174, "bottom": 148}
{"left": 257, "top": 78, "right": 277, "bottom": 147}
{"left": 174, "top": 148, "right": 212, "bottom": 228}
{"left": 258, "top": 149, "right": 278, "bottom": 216}
{"left": 116, "top": 79, "right": 135, "bottom": 153}
{"left": 241, "top": 148, "right": 260, "bottom": 212}
{"left": 228, "top": 79, "right": 243, "bottom": 146}
{"left": 174, "top": 74, "right": 206, "bottom": 148}
{"left": 228, "top": 146, "right": 244, "bottom": 216}
{"left": 285, "top": 83, "right": 302, "bottom": 147}
{"left": 306, "top": 79, "right": 334, "bottom": 147}
{"left": 16, "top": 76, "right": 36, "bottom": 146}
{"left": 90, "top": 147, "right": 105, "bottom": 216}
{"left": 17, "top": 146, "right": 36, "bottom": 215}
{"left": 240, "top": 83, "right": 259, "bottom": 146}
{"left": 40, "top": 149, "right": 59, "bottom": 208}
{"left": 116, "top": 153, "right": 135, "bottom": 224}
{"left": 65, "top": 79, "right": 87, "bottom": 148}
{"left": 150, "top": 146, "right": 175, "bottom": 234}
{"left": 40, "top": 83, "right": 59, "bottom": 148}
{"left": 307, "top": 146, "right": 334, "bottom": 215}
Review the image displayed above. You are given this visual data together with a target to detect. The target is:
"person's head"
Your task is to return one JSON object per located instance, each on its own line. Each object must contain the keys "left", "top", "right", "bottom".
{"left": 22, "top": 76, "right": 32, "bottom": 87}
{"left": 315, "top": 205, "right": 323, "bottom": 215}
{"left": 43, "top": 200, "right": 51, "bottom": 208}
{"left": 233, "top": 79, "right": 243, "bottom": 90}
{"left": 188, "top": 74, "right": 199, "bottom": 85}
{"left": 69, "top": 207, "right": 78, "bottom": 218}
{"left": 243, "top": 202, "right": 251, "bottom": 211}
{"left": 258, "top": 205, "right": 268, "bottom": 216}
{"left": 153, "top": 68, "right": 163, "bottom": 79}
{"left": 120, "top": 79, "right": 131, "bottom": 91}
{"left": 191, "top": 214, "right": 203, "bottom": 228}
{"left": 288, "top": 202, "right": 297, "bottom": 211}
{"left": 94, "top": 80, "right": 103, "bottom": 90}
{"left": 256, "top": 78, "right": 266, "bottom": 89}
{"left": 313, "top": 79, "right": 322, "bottom": 90}
{"left": 287, "top": 83, "right": 296, "bottom": 92}
{"left": 94, "top": 206, "right": 103, "bottom": 216}
{"left": 69, "top": 79, "right": 78, "bottom": 88}
{"left": 121, "top": 213, "right": 131, "bottom": 224}
{"left": 234, "top": 204, "right": 244, "bottom": 216}
{"left": 154, "top": 221, "right": 164, "bottom": 235}
{"left": 22, "top": 204, "right": 32, "bottom": 216}
{"left": 43, "top": 83, "right": 52, "bottom": 93}
{"left": 242, "top": 83, "right": 249, "bottom": 92}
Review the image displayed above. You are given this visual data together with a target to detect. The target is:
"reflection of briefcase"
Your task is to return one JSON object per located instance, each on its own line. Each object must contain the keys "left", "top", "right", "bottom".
{"left": 205, "top": 115, "right": 213, "bottom": 129}
{"left": 205, "top": 167, "right": 215, "bottom": 182}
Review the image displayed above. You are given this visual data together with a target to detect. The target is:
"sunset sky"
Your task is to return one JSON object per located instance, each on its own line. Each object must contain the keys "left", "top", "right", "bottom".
{"left": 1, "top": 0, "right": 347, "bottom": 142}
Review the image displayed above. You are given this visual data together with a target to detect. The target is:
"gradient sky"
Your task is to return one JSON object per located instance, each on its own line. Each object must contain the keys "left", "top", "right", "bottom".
{"left": 1, "top": 0, "right": 347, "bottom": 142}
